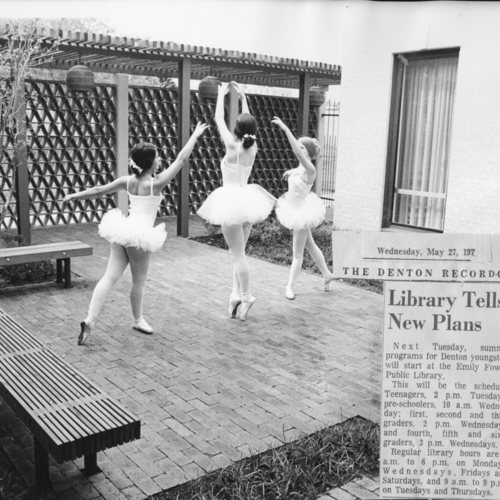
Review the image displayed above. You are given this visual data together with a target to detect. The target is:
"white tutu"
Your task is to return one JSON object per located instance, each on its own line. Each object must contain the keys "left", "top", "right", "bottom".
{"left": 98, "top": 208, "right": 167, "bottom": 252}
{"left": 198, "top": 184, "right": 276, "bottom": 226}
{"left": 276, "top": 191, "right": 326, "bottom": 230}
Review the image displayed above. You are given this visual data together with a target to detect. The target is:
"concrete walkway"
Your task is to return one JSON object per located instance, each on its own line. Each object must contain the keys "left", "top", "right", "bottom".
{"left": 0, "top": 216, "right": 383, "bottom": 499}
{"left": 318, "top": 475, "right": 380, "bottom": 500}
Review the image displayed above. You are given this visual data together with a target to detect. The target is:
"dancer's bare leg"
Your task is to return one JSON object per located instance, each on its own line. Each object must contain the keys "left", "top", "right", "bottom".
{"left": 231, "top": 223, "right": 252, "bottom": 294}
{"left": 80, "top": 244, "right": 129, "bottom": 344}
{"left": 222, "top": 223, "right": 255, "bottom": 319}
{"left": 127, "top": 246, "right": 153, "bottom": 333}
{"left": 285, "top": 229, "right": 308, "bottom": 299}
{"left": 305, "top": 230, "right": 335, "bottom": 290}
{"left": 227, "top": 223, "right": 253, "bottom": 317}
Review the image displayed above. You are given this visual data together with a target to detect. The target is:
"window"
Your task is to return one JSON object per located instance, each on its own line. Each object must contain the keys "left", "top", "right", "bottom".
{"left": 383, "top": 49, "right": 459, "bottom": 232}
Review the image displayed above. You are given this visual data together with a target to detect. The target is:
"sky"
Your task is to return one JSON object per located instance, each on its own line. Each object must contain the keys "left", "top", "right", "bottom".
{"left": 0, "top": 0, "right": 346, "bottom": 65}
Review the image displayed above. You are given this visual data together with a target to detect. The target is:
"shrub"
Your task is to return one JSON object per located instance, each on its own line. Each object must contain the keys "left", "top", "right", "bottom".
{"left": 192, "top": 219, "right": 383, "bottom": 294}
{"left": 0, "top": 231, "right": 55, "bottom": 286}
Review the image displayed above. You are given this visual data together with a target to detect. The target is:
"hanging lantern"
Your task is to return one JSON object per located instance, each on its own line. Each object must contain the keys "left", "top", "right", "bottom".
{"left": 309, "top": 85, "right": 326, "bottom": 107}
{"left": 198, "top": 76, "right": 220, "bottom": 100}
{"left": 66, "top": 64, "right": 94, "bottom": 93}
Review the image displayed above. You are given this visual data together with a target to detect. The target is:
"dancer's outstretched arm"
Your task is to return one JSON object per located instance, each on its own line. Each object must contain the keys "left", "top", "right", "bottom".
{"left": 230, "top": 81, "right": 249, "bottom": 114}
{"left": 63, "top": 177, "right": 128, "bottom": 202}
{"left": 214, "top": 83, "right": 233, "bottom": 147}
{"left": 154, "top": 121, "right": 208, "bottom": 189}
{"left": 271, "top": 116, "right": 316, "bottom": 177}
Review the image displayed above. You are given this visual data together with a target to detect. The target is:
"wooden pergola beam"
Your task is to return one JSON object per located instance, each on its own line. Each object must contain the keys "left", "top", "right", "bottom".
{"left": 0, "top": 32, "right": 340, "bottom": 88}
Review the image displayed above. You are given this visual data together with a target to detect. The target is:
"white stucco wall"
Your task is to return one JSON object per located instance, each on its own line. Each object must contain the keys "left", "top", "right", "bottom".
{"left": 334, "top": 2, "right": 500, "bottom": 233}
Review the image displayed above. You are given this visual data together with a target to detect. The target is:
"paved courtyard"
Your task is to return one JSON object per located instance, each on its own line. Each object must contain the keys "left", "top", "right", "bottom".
{"left": 0, "top": 216, "right": 383, "bottom": 499}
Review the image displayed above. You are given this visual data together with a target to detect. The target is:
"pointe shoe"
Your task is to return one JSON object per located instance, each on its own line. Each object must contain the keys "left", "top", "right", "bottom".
{"left": 133, "top": 317, "right": 153, "bottom": 335}
{"left": 78, "top": 320, "right": 91, "bottom": 346}
{"left": 285, "top": 287, "right": 296, "bottom": 300}
{"left": 239, "top": 295, "right": 256, "bottom": 321}
{"left": 323, "top": 274, "right": 335, "bottom": 292}
{"left": 228, "top": 294, "right": 242, "bottom": 318}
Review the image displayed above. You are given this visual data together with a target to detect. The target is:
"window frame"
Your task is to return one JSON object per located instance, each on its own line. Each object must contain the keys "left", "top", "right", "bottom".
{"left": 382, "top": 47, "right": 460, "bottom": 232}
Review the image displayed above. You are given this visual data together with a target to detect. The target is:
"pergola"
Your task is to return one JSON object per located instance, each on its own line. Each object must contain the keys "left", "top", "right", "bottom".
{"left": 3, "top": 29, "right": 341, "bottom": 238}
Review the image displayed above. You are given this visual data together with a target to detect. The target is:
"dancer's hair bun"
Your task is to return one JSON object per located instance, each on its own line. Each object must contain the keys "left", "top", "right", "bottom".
{"left": 298, "top": 136, "right": 321, "bottom": 161}
{"left": 234, "top": 113, "right": 257, "bottom": 149}
{"left": 130, "top": 141, "right": 157, "bottom": 175}
{"left": 242, "top": 133, "right": 256, "bottom": 148}
{"left": 129, "top": 159, "right": 142, "bottom": 176}
{"left": 311, "top": 138, "right": 321, "bottom": 159}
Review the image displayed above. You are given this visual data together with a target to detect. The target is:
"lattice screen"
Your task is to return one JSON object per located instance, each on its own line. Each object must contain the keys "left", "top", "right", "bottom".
{"left": 1, "top": 79, "right": 317, "bottom": 229}
{"left": 188, "top": 93, "right": 224, "bottom": 214}
{"left": 248, "top": 94, "right": 318, "bottom": 199}
{"left": 129, "top": 86, "right": 180, "bottom": 216}
{"left": 26, "top": 80, "right": 116, "bottom": 227}
{"left": 0, "top": 125, "right": 15, "bottom": 229}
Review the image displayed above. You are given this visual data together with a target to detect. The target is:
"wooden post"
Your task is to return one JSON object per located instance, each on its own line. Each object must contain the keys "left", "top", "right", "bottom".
{"left": 34, "top": 437, "right": 50, "bottom": 492}
{"left": 115, "top": 74, "right": 129, "bottom": 214}
{"left": 297, "top": 73, "right": 311, "bottom": 137}
{"left": 14, "top": 79, "right": 30, "bottom": 245}
{"left": 83, "top": 453, "right": 100, "bottom": 475}
{"left": 177, "top": 59, "right": 191, "bottom": 237}
{"left": 314, "top": 102, "right": 326, "bottom": 197}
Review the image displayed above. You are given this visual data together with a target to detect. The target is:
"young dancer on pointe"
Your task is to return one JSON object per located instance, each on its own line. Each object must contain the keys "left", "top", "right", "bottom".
{"left": 197, "top": 82, "right": 275, "bottom": 320}
{"left": 63, "top": 122, "right": 208, "bottom": 344}
{"left": 272, "top": 116, "right": 334, "bottom": 300}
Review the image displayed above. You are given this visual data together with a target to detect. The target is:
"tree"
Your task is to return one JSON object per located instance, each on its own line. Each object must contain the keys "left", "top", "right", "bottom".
{"left": 0, "top": 21, "right": 60, "bottom": 231}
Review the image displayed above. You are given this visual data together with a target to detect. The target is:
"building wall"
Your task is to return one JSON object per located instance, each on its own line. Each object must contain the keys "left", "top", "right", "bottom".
{"left": 334, "top": 2, "right": 500, "bottom": 233}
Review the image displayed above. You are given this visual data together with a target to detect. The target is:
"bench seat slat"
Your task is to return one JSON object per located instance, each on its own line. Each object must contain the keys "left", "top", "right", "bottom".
{"left": 0, "top": 241, "right": 93, "bottom": 266}
{"left": 3, "top": 355, "right": 73, "bottom": 408}
{"left": 65, "top": 404, "right": 111, "bottom": 457}
{"left": 0, "top": 359, "right": 51, "bottom": 411}
{"left": 0, "top": 361, "right": 48, "bottom": 412}
{"left": 0, "top": 316, "right": 44, "bottom": 352}
{"left": 22, "top": 352, "right": 90, "bottom": 403}
{"left": 1, "top": 349, "right": 103, "bottom": 409}
{"left": 51, "top": 404, "right": 102, "bottom": 446}
{"left": 97, "top": 399, "right": 137, "bottom": 444}
{"left": 37, "top": 350, "right": 100, "bottom": 397}
{"left": 39, "top": 410, "right": 77, "bottom": 445}
{"left": 28, "top": 350, "right": 100, "bottom": 400}
{"left": 85, "top": 400, "right": 124, "bottom": 449}
{"left": 0, "top": 241, "right": 90, "bottom": 254}
{"left": 103, "top": 396, "right": 141, "bottom": 424}
{"left": 0, "top": 325, "right": 42, "bottom": 352}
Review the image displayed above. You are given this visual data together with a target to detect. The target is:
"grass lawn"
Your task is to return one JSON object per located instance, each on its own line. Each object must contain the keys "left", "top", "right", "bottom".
{"left": 148, "top": 416, "right": 379, "bottom": 500}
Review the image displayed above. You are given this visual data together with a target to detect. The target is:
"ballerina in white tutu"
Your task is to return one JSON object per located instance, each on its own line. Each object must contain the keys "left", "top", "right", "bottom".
{"left": 198, "top": 82, "right": 275, "bottom": 320}
{"left": 63, "top": 122, "right": 208, "bottom": 344}
{"left": 272, "top": 116, "right": 335, "bottom": 300}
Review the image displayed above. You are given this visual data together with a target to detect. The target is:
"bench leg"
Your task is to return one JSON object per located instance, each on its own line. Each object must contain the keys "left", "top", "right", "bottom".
{"left": 34, "top": 437, "right": 51, "bottom": 493}
{"left": 56, "top": 259, "right": 63, "bottom": 284}
{"left": 83, "top": 453, "right": 101, "bottom": 475}
{"left": 63, "top": 258, "right": 71, "bottom": 288}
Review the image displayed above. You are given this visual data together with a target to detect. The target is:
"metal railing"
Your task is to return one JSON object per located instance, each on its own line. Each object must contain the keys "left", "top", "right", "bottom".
{"left": 317, "top": 101, "right": 339, "bottom": 206}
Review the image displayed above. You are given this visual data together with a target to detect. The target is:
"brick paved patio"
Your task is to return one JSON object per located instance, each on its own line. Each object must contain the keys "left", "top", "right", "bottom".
{"left": 0, "top": 216, "right": 383, "bottom": 499}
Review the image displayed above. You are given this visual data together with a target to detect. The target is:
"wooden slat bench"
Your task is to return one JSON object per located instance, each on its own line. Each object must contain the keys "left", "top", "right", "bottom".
{"left": 0, "top": 241, "right": 93, "bottom": 288}
{"left": 0, "top": 309, "right": 141, "bottom": 492}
